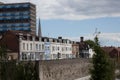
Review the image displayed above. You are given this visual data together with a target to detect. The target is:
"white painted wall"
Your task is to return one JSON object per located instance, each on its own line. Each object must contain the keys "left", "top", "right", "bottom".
{"left": 19, "top": 39, "right": 44, "bottom": 61}
{"left": 50, "top": 41, "right": 72, "bottom": 59}
{"left": 89, "top": 48, "right": 95, "bottom": 58}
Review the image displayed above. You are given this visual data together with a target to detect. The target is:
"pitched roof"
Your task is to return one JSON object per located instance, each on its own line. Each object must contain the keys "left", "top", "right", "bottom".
{"left": 0, "top": 30, "right": 19, "bottom": 52}
{"left": 101, "top": 46, "right": 120, "bottom": 54}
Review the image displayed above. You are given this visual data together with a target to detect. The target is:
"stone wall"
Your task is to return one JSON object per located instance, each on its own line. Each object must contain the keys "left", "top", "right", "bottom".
{"left": 39, "top": 59, "right": 91, "bottom": 80}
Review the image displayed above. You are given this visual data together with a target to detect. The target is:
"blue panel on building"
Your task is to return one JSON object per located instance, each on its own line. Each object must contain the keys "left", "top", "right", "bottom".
{"left": 0, "top": 2, "right": 35, "bottom": 34}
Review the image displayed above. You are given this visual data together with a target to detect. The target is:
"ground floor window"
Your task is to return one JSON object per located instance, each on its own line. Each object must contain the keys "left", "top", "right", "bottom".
{"left": 52, "top": 54, "right": 57, "bottom": 59}
{"left": 21, "top": 53, "right": 27, "bottom": 60}
{"left": 21, "top": 52, "right": 44, "bottom": 61}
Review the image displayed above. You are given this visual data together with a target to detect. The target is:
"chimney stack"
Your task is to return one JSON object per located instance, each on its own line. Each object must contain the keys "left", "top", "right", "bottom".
{"left": 58, "top": 36, "right": 62, "bottom": 39}
{"left": 80, "top": 37, "right": 84, "bottom": 42}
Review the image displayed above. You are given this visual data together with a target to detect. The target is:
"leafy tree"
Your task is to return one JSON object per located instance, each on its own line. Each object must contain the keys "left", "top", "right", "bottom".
{"left": 0, "top": 45, "right": 7, "bottom": 80}
{"left": 94, "top": 36, "right": 99, "bottom": 46}
{"left": 0, "top": 45, "right": 39, "bottom": 80}
{"left": 116, "top": 61, "right": 120, "bottom": 79}
{"left": 15, "top": 62, "right": 25, "bottom": 80}
{"left": 15, "top": 61, "right": 39, "bottom": 80}
{"left": 0, "top": 45, "right": 7, "bottom": 61}
{"left": 85, "top": 40, "right": 96, "bottom": 49}
{"left": 87, "top": 36, "right": 115, "bottom": 80}
{"left": 24, "top": 62, "right": 38, "bottom": 80}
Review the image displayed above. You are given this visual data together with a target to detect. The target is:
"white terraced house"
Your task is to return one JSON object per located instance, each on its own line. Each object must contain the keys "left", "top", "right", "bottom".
{"left": 19, "top": 33, "right": 44, "bottom": 61}
{"left": 42, "top": 37, "right": 73, "bottom": 60}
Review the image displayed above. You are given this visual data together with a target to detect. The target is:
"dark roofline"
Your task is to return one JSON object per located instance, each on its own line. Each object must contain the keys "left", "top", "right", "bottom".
{"left": 41, "top": 36, "right": 72, "bottom": 43}
{"left": 0, "top": 2, "right": 35, "bottom": 6}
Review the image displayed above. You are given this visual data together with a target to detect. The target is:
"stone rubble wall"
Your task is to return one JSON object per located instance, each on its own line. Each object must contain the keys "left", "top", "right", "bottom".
{"left": 39, "top": 59, "right": 92, "bottom": 80}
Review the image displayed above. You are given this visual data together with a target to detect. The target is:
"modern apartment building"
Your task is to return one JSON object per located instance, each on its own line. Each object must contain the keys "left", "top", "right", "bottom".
{"left": 0, "top": 2, "right": 36, "bottom": 35}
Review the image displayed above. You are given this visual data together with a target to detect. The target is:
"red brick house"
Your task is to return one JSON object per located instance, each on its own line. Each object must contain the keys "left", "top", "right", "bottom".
{"left": 0, "top": 30, "right": 36, "bottom": 60}
{"left": 72, "top": 41, "right": 79, "bottom": 58}
{"left": 102, "top": 46, "right": 120, "bottom": 59}
{"left": 0, "top": 30, "right": 20, "bottom": 60}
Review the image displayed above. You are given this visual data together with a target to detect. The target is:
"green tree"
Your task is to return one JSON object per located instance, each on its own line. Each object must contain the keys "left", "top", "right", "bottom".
{"left": 0, "top": 45, "right": 7, "bottom": 60}
{"left": 0, "top": 45, "right": 7, "bottom": 80}
{"left": 85, "top": 40, "right": 96, "bottom": 49}
{"left": 24, "top": 62, "right": 38, "bottom": 80}
{"left": 15, "top": 61, "right": 39, "bottom": 80}
{"left": 116, "top": 61, "right": 120, "bottom": 79}
{"left": 15, "top": 62, "right": 25, "bottom": 80}
{"left": 86, "top": 36, "right": 115, "bottom": 80}
{"left": 0, "top": 45, "right": 39, "bottom": 80}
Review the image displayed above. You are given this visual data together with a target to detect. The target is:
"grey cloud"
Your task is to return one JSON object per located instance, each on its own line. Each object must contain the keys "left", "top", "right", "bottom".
{"left": 57, "top": 0, "right": 120, "bottom": 16}
{"left": 1, "top": 0, "right": 120, "bottom": 20}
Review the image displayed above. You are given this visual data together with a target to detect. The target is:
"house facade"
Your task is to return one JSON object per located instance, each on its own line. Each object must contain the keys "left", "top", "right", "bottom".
{"left": 77, "top": 37, "right": 94, "bottom": 58}
{"left": 0, "top": 30, "right": 44, "bottom": 61}
{"left": 72, "top": 41, "right": 79, "bottom": 58}
{"left": 102, "top": 46, "right": 120, "bottom": 59}
{"left": 43, "top": 37, "right": 73, "bottom": 60}
{"left": 19, "top": 34, "right": 44, "bottom": 61}
{"left": 0, "top": 31, "right": 73, "bottom": 61}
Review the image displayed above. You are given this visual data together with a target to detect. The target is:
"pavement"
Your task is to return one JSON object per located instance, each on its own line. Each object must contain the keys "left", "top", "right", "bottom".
{"left": 74, "top": 76, "right": 90, "bottom": 80}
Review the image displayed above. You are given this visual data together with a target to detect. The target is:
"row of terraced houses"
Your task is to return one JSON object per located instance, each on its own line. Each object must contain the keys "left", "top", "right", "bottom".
{"left": 0, "top": 30, "right": 95, "bottom": 61}
{"left": 0, "top": 2, "right": 95, "bottom": 61}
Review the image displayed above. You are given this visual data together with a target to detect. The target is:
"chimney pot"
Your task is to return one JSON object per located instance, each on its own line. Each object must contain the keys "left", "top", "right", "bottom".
{"left": 80, "top": 37, "right": 84, "bottom": 42}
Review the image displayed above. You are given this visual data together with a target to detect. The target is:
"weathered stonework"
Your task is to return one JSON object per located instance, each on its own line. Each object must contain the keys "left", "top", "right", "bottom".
{"left": 39, "top": 59, "right": 91, "bottom": 80}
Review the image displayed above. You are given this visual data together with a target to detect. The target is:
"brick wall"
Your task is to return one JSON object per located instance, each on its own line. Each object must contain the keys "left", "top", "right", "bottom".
{"left": 39, "top": 59, "right": 91, "bottom": 80}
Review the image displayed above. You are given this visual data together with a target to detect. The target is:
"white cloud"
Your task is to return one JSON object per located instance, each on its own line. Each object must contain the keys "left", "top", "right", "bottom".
{"left": 1, "top": 0, "right": 120, "bottom": 20}
{"left": 99, "top": 33, "right": 120, "bottom": 42}
{"left": 65, "top": 33, "right": 120, "bottom": 46}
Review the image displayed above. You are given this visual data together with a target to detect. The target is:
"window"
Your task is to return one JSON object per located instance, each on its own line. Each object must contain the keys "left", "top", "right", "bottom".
{"left": 56, "top": 47, "right": 57, "bottom": 51}
{"left": 30, "top": 43, "right": 32, "bottom": 50}
{"left": 30, "top": 53, "right": 34, "bottom": 60}
{"left": 22, "top": 53, "right": 27, "bottom": 60}
{"left": 58, "top": 47, "right": 59, "bottom": 51}
{"left": 52, "top": 46, "right": 55, "bottom": 51}
{"left": 47, "top": 46, "right": 50, "bottom": 50}
{"left": 66, "top": 54, "right": 69, "bottom": 58}
{"left": 27, "top": 43, "right": 29, "bottom": 50}
{"left": 39, "top": 44, "right": 41, "bottom": 51}
{"left": 36, "top": 44, "right": 38, "bottom": 50}
{"left": 23, "top": 43, "right": 25, "bottom": 50}
{"left": 66, "top": 47, "right": 67, "bottom": 51}
{"left": 62, "top": 47, "right": 64, "bottom": 51}
{"left": 42, "top": 44, "right": 44, "bottom": 50}
{"left": 53, "top": 54, "right": 57, "bottom": 59}
{"left": 35, "top": 52, "right": 40, "bottom": 60}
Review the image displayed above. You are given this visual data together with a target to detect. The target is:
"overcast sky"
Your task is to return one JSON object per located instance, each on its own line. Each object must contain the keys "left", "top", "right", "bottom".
{"left": 1, "top": 0, "right": 120, "bottom": 20}
{"left": 1, "top": 0, "right": 120, "bottom": 46}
